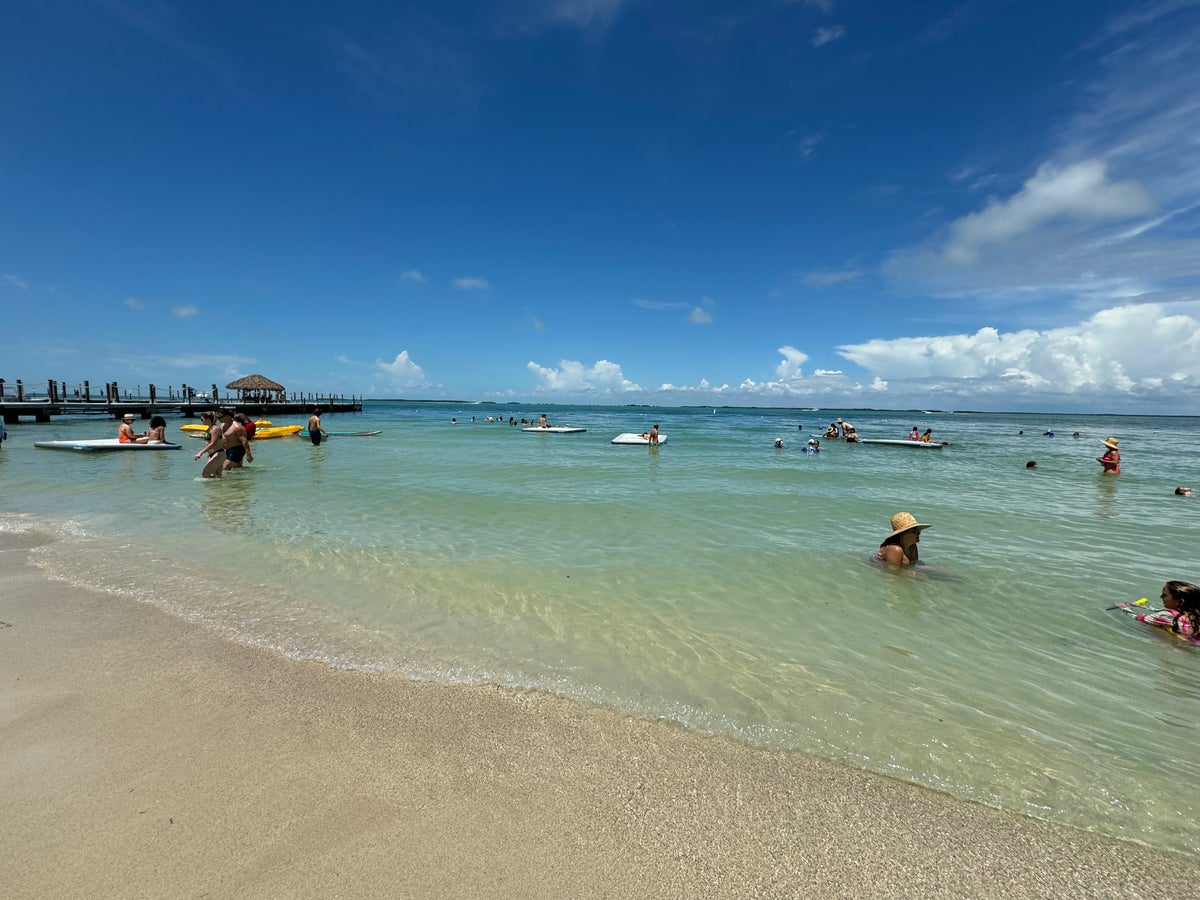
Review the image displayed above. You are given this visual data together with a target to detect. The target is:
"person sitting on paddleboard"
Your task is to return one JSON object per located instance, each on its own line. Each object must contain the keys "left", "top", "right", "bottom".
{"left": 1133, "top": 581, "right": 1200, "bottom": 641}
{"left": 136, "top": 415, "right": 167, "bottom": 444}
{"left": 920, "top": 428, "right": 933, "bottom": 443}
{"left": 873, "top": 512, "right": 931, "bottom": 567}
{"left": 908, "top": 426, "right": 920, "bottom": 441}
{"left": 118, "top": 413, "right": 140, "bottom": 443}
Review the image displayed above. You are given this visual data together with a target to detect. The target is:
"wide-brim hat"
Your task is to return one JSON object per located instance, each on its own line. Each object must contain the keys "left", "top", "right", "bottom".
{"left": 1099, "top": 437, "right": 1120, "bottom": 450}
{"left": 885, "top": 511, "right": 931, "bottom": 540}
{"left": 122, "top": 413, "right": 135, "bottom": 420}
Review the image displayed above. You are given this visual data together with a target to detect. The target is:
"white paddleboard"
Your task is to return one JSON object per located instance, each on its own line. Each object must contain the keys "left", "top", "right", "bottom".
{"left": 858, "top": 439, "right": 945, "bottom": 448}
{"left": 611, "top": 432, "right": 667, "bottom": 445}
{"left": 521, "top": 426, "right": 587, "bottom": 434}
{"left": 34, "top": 439, "right": 182, "bottom": 452}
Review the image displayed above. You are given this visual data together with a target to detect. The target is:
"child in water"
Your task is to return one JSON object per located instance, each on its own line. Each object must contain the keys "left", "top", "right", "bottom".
{"left": 1133, "top": 581, "right": 1200, "bottom": 642}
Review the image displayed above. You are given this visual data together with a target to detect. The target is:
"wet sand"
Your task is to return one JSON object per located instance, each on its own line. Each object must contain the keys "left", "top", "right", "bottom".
{"left": 1, "top": 531, "right": 1195, "bottom": 899}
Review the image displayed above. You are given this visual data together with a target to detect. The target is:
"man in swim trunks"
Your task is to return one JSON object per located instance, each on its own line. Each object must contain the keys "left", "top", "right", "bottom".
{"left": 217, "top": 409, "right": 253, "bottom": 470}
{"left": 307, "top": 407, "right": 326, "bottom": 446}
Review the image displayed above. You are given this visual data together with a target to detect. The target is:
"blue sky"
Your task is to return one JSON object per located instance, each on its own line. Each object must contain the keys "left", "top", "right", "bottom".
{"left": 4, "top": 1, "right": 1200, "bottom": 412}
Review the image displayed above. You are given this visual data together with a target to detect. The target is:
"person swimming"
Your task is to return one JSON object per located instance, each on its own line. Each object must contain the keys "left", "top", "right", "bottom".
{"left": 873, "top": 512, "right": 931, "bottom": 567}
{"left": 1131, "top": 581, "right": 1200, "bottom": 642}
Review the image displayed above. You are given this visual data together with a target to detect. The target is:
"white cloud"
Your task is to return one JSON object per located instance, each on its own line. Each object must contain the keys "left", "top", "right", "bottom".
{"left": 633, "top": 298, "right": 688, "bottom": 311}
{"left": 811, "top": 26, "right": 845, "bottom": 47}
{"left": 454, "top": 276, "right": 490, "bottom": 291}
{"left": 4, "top": 274, "right": 29, "bottom": 290}
{"left": 545, "top": 0, "right": 629, "bottom": 32}
{"left": 400, "top": 269, "right": 426, "bottom": 284}
{"left": 804, "top": 267, "right": 862, "bottom": 287}
{"left": 527, "top": 359, "right": 642, "bottom": 394}
{"left": 774, "top": 346, "right": 809, "bottom": 380}
{"left": 836, "top": 301, "right": 1200, "bottom": 405}
{"left": 688, "top": 305, "right": 713, "bottom": 324}
{"left": 376, "top": 350, "right": 428, "bottom": 387}
{"left": 125, "top": 297, "right": 145, "bottom": 310}
{"left": 172, "top": 304, "right": 199, "bottom": 318}
{"left": 942, "top": 159, "right": 1155, "bottom": 266}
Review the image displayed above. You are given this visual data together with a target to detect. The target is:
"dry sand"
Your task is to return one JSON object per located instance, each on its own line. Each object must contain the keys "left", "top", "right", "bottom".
{"left": 1, "top": 530, "right": 1196, "bottom": 899}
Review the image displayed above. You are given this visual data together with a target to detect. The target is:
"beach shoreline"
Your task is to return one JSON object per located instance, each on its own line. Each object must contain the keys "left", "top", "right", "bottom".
{"left": 2, "top": 530, "right": 1196, "bottom": 899}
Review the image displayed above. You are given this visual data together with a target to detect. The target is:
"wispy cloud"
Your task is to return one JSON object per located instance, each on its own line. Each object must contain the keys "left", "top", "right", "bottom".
{"left": 811, "top": 25, "right": 845, "bottom": 47}
{"left": 543, "top": 0, "right": 631, "bottom": 33}
{"left": 454, "top": 276, "right": 491, "bottom": 291}
{"left": 172, "top": 304, "right": 199, "bottom": 318}
{"left": 804, "top": 267, "right": 862, "bottom": 286}
{"left": 941, "top": 160, "right": 1155, "bottom": 266}
{"left": 400, "top": 269, "right": 427, "bottom": 284}
{"left": 125, "top": 297, "right": 145, "bottom": 310}
{"left": 4, "top": 274, "right": 29, "bottom": 290}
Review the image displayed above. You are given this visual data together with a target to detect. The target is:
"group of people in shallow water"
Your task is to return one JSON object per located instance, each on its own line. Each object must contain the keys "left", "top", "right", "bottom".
{"left": 875, "top": 510, "right": 1199, "bottom": 645}
{"left": 193, "top": 409, "right": 255, "bottom": 478}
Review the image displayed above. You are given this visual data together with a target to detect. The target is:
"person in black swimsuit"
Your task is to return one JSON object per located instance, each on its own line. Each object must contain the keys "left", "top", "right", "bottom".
{"left": 307, "top": 407, "right": 326, "bottom": 446}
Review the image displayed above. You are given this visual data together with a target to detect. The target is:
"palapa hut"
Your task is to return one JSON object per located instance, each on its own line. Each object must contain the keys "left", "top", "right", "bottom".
{"left": 226, "top": 374, "right": 286, "bottom": 404}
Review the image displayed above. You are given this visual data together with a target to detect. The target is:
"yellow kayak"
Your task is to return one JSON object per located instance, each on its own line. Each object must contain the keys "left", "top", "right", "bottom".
{"left": 180, "top": 418, "right": 273, "bottom": 433}
{"left": 252, "top": 425, "right": 302, "bottom": 439}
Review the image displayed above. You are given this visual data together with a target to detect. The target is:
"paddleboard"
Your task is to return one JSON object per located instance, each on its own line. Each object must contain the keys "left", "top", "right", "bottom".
{"left": 611, "top": 432, "right": 667, "bottom": 445}
{"left": 521, "top": 426, "right": 587, "bottom": 434}
{"left": 299, "top": 430, "right": 382, "bottom": 437}
{"left": 35, "top": 439, "right": 182, "bottom": 452}
{"left": 858, "top": 439, "right": 946, "bottom": 449}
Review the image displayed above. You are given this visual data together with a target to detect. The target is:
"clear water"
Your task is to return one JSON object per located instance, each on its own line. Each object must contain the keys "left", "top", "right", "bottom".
{"left": 3, "top": 402, "right": 1197, "bottom": 857}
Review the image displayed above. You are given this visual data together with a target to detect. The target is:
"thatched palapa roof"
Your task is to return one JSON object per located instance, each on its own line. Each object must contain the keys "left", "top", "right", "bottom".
{"left": 226, "top": 374, "right": 285, "bottom": 393}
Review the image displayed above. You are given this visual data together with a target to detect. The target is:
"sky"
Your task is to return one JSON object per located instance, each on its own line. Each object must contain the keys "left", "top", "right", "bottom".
{"left": 3, "top": 0, "right": 1200, "bottom": 413}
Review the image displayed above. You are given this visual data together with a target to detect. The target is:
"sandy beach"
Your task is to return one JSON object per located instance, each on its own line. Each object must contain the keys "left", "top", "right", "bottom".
{"left": 1, "top": 530, "right": 1196, "bottom": 899}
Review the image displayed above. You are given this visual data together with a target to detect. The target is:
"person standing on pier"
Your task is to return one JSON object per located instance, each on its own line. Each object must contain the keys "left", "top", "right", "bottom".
{"left": 307, "top": 407, "right": 326, "bottom": 446}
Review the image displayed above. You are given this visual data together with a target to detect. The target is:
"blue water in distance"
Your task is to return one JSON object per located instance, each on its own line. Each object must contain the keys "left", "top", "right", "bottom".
{"left": 3, "top": 401, "right": 1197, "bottom": 857}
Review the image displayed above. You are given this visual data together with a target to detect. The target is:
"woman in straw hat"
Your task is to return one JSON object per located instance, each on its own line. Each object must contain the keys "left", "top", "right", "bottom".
{"left": 1096, "top": 437, "right": 1121, "bottom": 475}
{"left": 873, "top": 512, "right": 931, "bottom": 567}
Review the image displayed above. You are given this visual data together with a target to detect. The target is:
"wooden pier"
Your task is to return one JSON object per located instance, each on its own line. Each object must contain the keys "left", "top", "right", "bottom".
{"left": 0, "top": 378, "right": 362, "bottom": 425}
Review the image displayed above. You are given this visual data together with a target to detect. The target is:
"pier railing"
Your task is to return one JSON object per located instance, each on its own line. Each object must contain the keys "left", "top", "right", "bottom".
{"left": 0, "top": 378, "right": 362, "bottom": 423}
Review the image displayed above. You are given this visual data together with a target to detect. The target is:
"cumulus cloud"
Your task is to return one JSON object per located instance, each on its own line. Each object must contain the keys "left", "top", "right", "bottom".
{"left": 942, "top": 159, "right": 1155, "bottom": 266}
{"left": 172, "top": 304, "right": 199, "bottom": 318}
{"left": 774, "top": 346, "right": 809, "bottom": 380}
{"left": 454, "top": 276, "right": 490, "bottom": 290}
{"left": 527, "top": 359, "right": 642, "bottom": 394}
{"left": 377, "top": 350, "right": 428, "bottom": 387}
{"left": 688, "top": 296, "right": 715, "bottom": 324}
{"left": 837, "top": 301, "right": 1200, "bottom": 406}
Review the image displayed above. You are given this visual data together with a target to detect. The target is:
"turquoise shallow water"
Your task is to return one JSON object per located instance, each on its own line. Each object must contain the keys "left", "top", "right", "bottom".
{"left": 3, "top": 402, "right": 1198, "bottom": 857}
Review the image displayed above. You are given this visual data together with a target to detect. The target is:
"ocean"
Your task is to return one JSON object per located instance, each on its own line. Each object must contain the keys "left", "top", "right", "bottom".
{"left": 3, "top": 401, "right": 1197, "bottom": 858}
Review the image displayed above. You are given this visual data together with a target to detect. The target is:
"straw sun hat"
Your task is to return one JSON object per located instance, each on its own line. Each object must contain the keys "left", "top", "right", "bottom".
{"left": 885, "top": 512, "right": 931, "bottom": 541}
{"left": 1099, "top": 437, "right": 1120, "bottom": 450}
